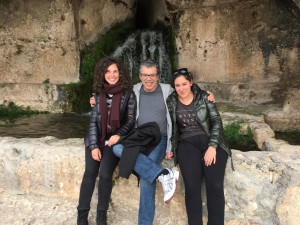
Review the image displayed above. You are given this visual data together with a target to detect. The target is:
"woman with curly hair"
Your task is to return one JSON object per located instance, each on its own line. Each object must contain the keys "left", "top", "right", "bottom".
{"left": 77, "top": 57, "right": 137, "bottom": 225}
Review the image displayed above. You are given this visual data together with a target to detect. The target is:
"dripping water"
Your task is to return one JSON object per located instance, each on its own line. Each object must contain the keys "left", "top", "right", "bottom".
{"left": 113, "top": 30, "right": 172, "bottom": 83}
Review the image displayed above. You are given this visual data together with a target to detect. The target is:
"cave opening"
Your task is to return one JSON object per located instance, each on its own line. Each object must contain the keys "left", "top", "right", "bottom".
{"left": 135, "top": 0, "right": 154, "bottom": 29}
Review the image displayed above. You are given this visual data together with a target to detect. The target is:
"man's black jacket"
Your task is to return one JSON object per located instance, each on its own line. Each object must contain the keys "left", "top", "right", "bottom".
{"left": 118, "top": 122, "right": 161, "bottom": 179}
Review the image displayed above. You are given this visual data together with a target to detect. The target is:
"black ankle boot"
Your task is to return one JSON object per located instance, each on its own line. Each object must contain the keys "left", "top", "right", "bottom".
{"left": 77, "top": 210, "right": 89, "bottom": 225}
{"left": 96, "top": 210, "right": 107, "bottom": 225}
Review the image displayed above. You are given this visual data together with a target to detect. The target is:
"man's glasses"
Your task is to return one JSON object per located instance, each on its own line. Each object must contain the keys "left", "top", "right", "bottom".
{"left": 140, "top": 73, "right": 157, "bottom": 78}
{"left": 172, "top": 68, "right": 189, "bottom": 76}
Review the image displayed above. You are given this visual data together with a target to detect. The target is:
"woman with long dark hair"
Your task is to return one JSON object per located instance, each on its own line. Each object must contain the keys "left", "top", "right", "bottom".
{"left": 167, "top": 68, "right": 231, "bottom": 225}
{"left": 77, "top": 57, "right": 136, "bottom": 225}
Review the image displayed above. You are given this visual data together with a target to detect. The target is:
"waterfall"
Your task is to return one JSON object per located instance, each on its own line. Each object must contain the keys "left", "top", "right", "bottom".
{"left": 113, "top": 30, "right": 172, "bottom": 84}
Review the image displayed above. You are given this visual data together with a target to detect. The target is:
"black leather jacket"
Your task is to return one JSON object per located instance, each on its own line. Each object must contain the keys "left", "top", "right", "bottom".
{"left": 167, "top": 84, "right": 231, "bottom": 164}
{"left": 87, "top": 90, "right": 137, "bottom": 151}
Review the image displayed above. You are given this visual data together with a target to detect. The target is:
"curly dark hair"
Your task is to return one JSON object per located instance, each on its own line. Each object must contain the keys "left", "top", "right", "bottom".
{"left": 93, "top": 57, "right": 133, "bottom": 93}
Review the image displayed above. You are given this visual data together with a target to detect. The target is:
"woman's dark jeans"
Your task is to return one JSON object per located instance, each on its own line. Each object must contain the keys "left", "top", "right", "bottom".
{"left": 77, "top": 146, "right": 119, "bottom": 211}
{"left": 77, "top": 147, "right": 100, "bottom": 211}
{"left": 177, "top": 135, "right": 228, "bottom": 225}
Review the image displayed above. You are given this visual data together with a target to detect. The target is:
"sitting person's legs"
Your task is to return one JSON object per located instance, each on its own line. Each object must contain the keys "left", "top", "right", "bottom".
{"left": 113, "top": 144, "right": 163, "bottom": 183}
{"left": 139, "top": 137, "right": 167, "bottom": 225}
{"left": 112, "top": 143, "right": 179, "bottom": 203}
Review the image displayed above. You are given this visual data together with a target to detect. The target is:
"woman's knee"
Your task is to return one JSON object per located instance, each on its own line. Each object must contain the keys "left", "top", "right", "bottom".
{"left": 99, "top": 168, "right": 114, "bottom": 180}
{"left": 83, "top": 167, "right": 99, "bottom": 179}
{"left": 206, "top": 180, "right": 224, "bottom": 196}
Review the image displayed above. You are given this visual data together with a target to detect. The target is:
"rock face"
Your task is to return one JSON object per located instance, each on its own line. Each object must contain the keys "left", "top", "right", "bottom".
{"left": 0, "top": 0, "right": 79, "bottom": 84}
{"left": 265, "top": 88, "right": 300, "bottom": 131}
{"left": 0, "top": 83, "right": 61, "bottom": 111}
{"left": 0, "top": 134, "right": 299, "bottom": 225}
{"left": 1, "top": 0, "right": 300, "bottom": 112}
{"left": 0, "top": 0, "right": 135, "bottom": 111}
{"left": 166, "top": 0, "right": 300, "bottom": 104}
{"left": 0, "top": 0, "right": 135, "bottom": 84}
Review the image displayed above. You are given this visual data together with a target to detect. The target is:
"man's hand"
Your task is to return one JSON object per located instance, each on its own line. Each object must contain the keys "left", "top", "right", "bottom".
{"left": 90, "top": 96, "right": 96, "bottom": 107}
{"left": 165, "top": 151, "right": 173, "bottom": 160}
{"left": 207, "top": 91, "right": 215, "bottom": 103}
{"left": 107, "top": 135, "right": 121, "bottom": 147}
{"left": 91, "top": 148, "right": 101, "bottom": 161}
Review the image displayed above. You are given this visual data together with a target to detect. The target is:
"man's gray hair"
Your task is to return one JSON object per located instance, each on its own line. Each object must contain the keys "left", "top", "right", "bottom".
{"left": 139, "top": 59, "right": 160, "bottom": 74}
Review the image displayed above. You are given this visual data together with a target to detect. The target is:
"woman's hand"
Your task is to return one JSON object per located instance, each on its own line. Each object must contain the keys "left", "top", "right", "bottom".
{"left": 204, "top": 146, "right": 216, "bottom": 166}
{"left": 91, "top": 148, "right": 101, "bottom": 161}
{"left": 207, "top": 91, "right": 215, "bottom": 103}
{"left": 165, "top": 151, "right": 173, "bottom": 160}
{"left": 90, "top": 96, "right": 96, "bottom": 107}
{"left": 107, "top": 135, "right": 121, "bottom": 147}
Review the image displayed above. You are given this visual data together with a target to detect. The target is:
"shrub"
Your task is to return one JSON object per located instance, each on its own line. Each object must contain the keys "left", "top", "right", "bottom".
{"left": 224, "top": 121, "right": 260, "bottom": 151}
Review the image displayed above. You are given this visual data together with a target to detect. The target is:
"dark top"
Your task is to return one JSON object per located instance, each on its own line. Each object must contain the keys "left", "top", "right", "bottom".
{"left": 86, "top": 90, "right": 137, "bottom": 151}
{"left": 176, "top": 100, "right": 206, "bottom": 139}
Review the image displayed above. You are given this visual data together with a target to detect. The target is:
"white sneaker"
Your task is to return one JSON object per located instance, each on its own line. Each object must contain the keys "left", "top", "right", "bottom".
{"left": 158, "top": 168, "right": 179, "bottom": 203}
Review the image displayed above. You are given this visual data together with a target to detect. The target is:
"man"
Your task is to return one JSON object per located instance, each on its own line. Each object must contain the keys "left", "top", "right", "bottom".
{"left": 117, "top": 59, "right": 176, "bottom": 225}
{"left": 135, "top": 59, "right": 175, "bottom": 224}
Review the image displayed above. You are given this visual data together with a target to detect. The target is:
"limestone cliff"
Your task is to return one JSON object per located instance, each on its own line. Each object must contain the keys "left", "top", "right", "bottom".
{"left": 0, "top": 0, "right": 299, "bottom": 115}
{"left": 166, "top": 0, "right": 300, "bottom": 104}
{"left": 0, "top": 0, "right": 135, "bottom": 110}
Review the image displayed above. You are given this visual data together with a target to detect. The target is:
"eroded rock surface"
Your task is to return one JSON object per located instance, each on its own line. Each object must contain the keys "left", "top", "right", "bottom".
{"left": 0, "top": 133, "right": 299, "bottom": 225}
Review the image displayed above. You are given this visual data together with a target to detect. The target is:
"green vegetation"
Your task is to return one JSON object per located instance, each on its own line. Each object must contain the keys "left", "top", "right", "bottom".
{"left": 62, "top": 20, "right": 178, "bottom": 113}
{"left": 224, "top": 121, "right": 260, "bottom": 151}
{"left": 62, "top": 20, "right": 136, "bottom": 113}
{"left": 43, "top": 79, "right": 50, "bottom": 84}
{"left": 0, "top": 102, "right": 48, "bottom": 117}
{"left": 275, "top": 130, "right": 300, "bottom": 145}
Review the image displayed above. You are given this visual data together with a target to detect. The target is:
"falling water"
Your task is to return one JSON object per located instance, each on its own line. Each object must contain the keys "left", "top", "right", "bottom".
{"left": 113, "top": 30, "right": 172, "bottom": 83}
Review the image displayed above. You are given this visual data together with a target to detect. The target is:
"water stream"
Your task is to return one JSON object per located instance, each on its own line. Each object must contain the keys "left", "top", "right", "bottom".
{"left": 0, "top": 113, "right": 89, "bottom": 139}
{"left": 1, "top": 104, "right": 299, "bottom": 148}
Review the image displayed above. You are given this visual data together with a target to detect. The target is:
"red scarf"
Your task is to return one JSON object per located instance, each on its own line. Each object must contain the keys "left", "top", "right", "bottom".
{"left": 99, "top": 83, "right": 124, "bottom": 147}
